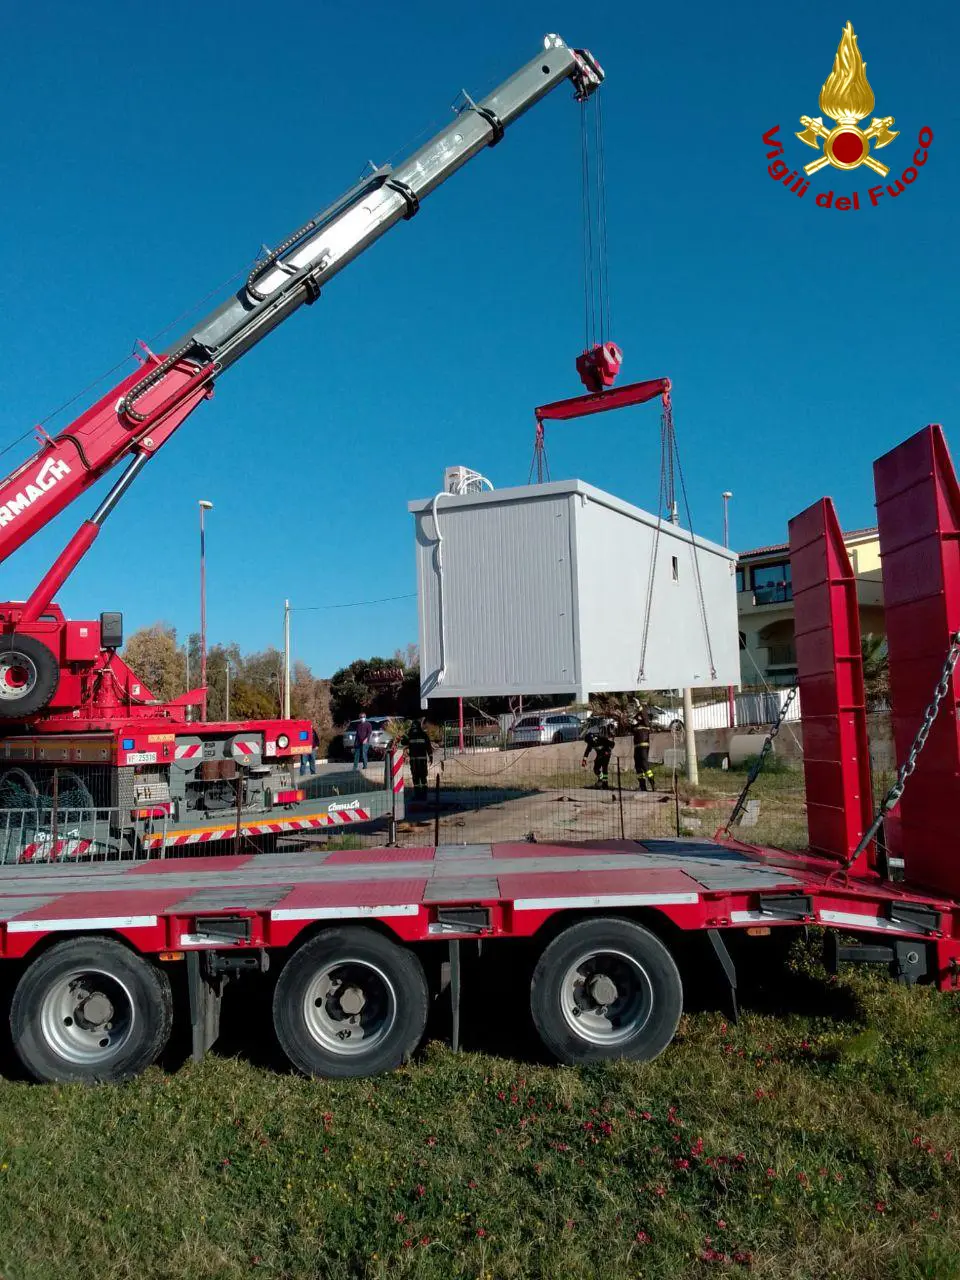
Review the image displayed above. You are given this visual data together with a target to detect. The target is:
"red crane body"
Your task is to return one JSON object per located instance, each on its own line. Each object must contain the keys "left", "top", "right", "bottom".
{"left": 0, "top": 35, "right": 604, "bottom": 829}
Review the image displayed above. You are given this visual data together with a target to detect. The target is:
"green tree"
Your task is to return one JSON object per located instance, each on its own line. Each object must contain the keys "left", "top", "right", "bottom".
{"left": 291, "top": 661, "right": 334, "bottom": 747}
{"left": 122, "top": 624, "right": 186, "bottom": 701}
{"left": 228, "top": 680, "right": 278, "bottom": 721}
{"left": 204, "top": 642, "right": 242, "bottom": 721}
{"left": 330, "top": 656, "right": 419, "bottom": 724}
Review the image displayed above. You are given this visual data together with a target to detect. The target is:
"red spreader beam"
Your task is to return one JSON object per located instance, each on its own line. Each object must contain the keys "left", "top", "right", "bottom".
{"left": 789, "top": 499, "right": 874, "bottom": 869}
{"left": 875, "top": 425, "right": 960, "bottom": 899}
{"left": 535, "top": 376, "right": 670, "bottom": 423}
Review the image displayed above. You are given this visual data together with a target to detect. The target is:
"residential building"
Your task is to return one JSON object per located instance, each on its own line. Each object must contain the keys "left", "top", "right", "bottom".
{"left": 737, "top": 527, "right": 884, "bottom": 687}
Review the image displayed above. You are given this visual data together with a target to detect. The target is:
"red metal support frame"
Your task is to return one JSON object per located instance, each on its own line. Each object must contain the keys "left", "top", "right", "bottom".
{"left": 874, "top": 424, "right": 960, "bottom": 899}
{"left": 789, "top": 499, "right": 874, "bottom": 869}
{"left": 534, "top": 376, "right": 670, "bottom": 423}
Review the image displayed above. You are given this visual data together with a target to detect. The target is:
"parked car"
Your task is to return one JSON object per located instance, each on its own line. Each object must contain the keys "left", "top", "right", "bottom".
{"left": 579, "top": 707, "right": 684, "bottom": 739}
{"left": 342, "top": 716, "right": 394, "bottom": 759}
{"left": 507, "top": 712, "right": 583, "bottom": 747}
{"left": 647, "top": 705, "right": 684, "bottom": 732}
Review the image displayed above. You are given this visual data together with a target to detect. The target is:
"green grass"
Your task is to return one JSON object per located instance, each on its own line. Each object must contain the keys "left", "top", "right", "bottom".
{"left": 0, "top": 943, "right": 958, "bottom": 1279}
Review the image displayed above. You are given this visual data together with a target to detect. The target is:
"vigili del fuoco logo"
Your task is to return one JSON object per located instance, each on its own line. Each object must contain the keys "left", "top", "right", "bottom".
{"left": 763, "top": 21, "right": 933, "bottom": 210}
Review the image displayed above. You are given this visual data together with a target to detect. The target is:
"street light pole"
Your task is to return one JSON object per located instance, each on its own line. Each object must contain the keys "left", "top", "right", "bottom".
{"left": 722, "top": 491, "right": 735, "bottom": 731}
{"left": 199, "top": 500, "right": 213, "bottom": 720}
{"left": 283, "top": 599, "right": 291, "bottom": 719}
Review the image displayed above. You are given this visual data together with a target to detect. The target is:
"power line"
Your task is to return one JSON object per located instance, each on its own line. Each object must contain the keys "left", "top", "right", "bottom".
{"left": 291, "top": 593, "right": 416, "bottom": 612}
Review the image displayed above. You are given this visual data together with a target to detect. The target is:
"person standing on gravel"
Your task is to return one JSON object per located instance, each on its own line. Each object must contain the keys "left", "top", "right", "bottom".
{"left": 628, "top": 699, "right": 655, "bottom": 792}
{"left": 402, "top": 719, "right": 434, "bottom": 801}
{"left": 581, "top": 718, "right": 616, "bottom": 790}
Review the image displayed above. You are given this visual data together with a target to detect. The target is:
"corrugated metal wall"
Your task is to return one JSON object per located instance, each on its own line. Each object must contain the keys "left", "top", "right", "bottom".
{"left": 415, "top": 490, "right": 578, "bottom": 698}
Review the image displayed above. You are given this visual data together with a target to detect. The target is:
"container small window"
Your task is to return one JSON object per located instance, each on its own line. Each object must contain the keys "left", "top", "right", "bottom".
{"left": 671, "top": 556, "right": 679, "bottom": 581}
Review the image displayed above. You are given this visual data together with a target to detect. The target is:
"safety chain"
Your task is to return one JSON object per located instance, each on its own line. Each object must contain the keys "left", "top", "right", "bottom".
{"left": 721, "top": 684, "right": 800, "bottom": 835}
{"left": 849, "top": 630, "right": 960, "bottom": 863}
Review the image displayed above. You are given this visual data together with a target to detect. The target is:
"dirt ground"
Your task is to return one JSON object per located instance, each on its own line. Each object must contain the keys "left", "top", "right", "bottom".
{"left": 397, "top": 739, "right": 683, "bottom": 844}
{"left": 400, "top": 785, "right": 678, "bottom": 845}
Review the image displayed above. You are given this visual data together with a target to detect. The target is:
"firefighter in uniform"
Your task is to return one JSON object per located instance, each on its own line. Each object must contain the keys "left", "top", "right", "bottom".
{"left": 402, "top": 718, "right": 434, "bottom": 801}
{"left": 629, "top": 698, "right": 655, "bottom": 792}
{"left": 581, "top": 718, "right": 617, "bottom": 790}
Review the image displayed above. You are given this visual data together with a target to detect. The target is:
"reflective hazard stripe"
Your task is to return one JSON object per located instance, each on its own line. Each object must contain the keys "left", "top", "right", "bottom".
{"left": 18, "top": 838, "right": 93, "bottom": 863}
{"left": 391, "top": 751, "right": 405, "bottom": 794}
{"left": 142, "top": 808, "right": 373, "bottom": 849}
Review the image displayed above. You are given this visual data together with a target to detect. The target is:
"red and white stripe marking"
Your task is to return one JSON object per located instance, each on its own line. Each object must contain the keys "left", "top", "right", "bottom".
{"left": 391, "top": 750, "right": 405, "bottom": 795}
{"left": 175, "top": 743, "right": 201, "bottom": 760}
{"left": 19, "top": 838, "right": 93, "bottom": 864}
{"left": 142, "top": 808, "right": 372, "bottom": 850}
{"left": 231, "top": 739, "right": 261, "bottom": 759}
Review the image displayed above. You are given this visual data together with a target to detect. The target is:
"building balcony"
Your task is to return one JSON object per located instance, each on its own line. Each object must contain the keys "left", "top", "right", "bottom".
{"left": 737, "top": 589, "right": 793, "bottom": 616}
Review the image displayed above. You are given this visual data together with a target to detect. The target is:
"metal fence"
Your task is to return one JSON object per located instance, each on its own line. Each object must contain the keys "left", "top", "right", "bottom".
{"left": 389, "top": 748, "right": 682, "bottom": 848}
{"left": 0, "top": 807, "right": 153, "bottom": 865}
{"left": 0, "top": 742, "right": 826, "bottom": 866}
{"left": 0, "top": 750, "right": 683, "bottom": 865}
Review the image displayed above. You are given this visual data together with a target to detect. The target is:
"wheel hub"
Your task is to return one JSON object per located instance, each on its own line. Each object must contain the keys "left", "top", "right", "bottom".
{"left": 39, "top": 967, "right": 135, "bottom": 1065}
{"left": 303, "top": 958, "right": 397, "bottom": 1057}
{"left": 588, "top": 973, "right": 618, "bottom": 1006}
{"left": 0, "top": 653, "right": 37, "bottom": 700}
{"left": 560, "top": 948, "right": 654, "bottom": 1046}
{"left": 338, "top": 984, "right": 366, "bottom": 1016}
{"left": 75, "top": 989, "right": 114, "bottom": 1030}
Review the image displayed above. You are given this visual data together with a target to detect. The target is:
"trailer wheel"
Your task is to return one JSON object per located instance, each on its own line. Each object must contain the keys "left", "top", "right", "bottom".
{"left": 0, "top": 635, "right": 59, "bottom": 718}
{"left": 530, "top": 917, "right": 682, "bottom": 1065}
{"left": 11, "top": 937, "right": 173, "bottom": 1083}
{"left": 273, "top": 927, "right": 428, "bottom": 1078}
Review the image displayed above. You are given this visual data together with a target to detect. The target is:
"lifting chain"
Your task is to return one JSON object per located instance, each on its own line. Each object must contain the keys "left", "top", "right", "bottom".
{"left": 720, "top": 684, "right": 800, "bottom": 835}
{"left": 848, "top": 630, "right": 960, "bottom": 864}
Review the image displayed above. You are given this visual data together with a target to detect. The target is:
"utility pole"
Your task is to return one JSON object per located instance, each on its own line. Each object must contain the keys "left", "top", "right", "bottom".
{"left": 282, "top": 599, "right": 291, "bottom": 719}
{"left": 199, "top": 500, "right": 213, "bottom": 720}
{"left": 671, "top": 505, "right": 699, "bottom": 786}
{"left": 722, "top": 490, "right": 735, "bottom": 732}
{"left": 225, "top": 662, "right": 231, "bottom": 721}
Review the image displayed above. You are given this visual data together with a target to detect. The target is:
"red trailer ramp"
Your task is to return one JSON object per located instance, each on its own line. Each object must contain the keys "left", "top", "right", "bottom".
{"left": 875, "top": 425, "right": 960, "bottom": 899}
{"left": 789, "top": 499, "right": 874, "bottom": 868}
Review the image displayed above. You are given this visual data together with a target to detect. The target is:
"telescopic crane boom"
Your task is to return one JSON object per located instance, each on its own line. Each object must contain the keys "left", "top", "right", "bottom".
{"left": 0, "top": 35, "right": 602, "bottom": 723}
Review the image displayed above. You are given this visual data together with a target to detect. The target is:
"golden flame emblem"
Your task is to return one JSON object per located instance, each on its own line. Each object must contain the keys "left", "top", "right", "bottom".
{"left": 796, "top": 22, "right": 898, "bottom": 177}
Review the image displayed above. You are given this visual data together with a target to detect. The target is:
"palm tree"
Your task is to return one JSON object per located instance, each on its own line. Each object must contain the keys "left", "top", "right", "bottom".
{"left": 861, "top": 633, "right": 889, "bottom": 705}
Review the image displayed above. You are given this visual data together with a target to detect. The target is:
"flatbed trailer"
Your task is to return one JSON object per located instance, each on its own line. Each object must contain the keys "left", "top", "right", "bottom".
{"left": 0, "top": 828, "right": 957, "bottom": 1083}
{"left": 3, "top": 424, "right": 960, "bottom": 1083}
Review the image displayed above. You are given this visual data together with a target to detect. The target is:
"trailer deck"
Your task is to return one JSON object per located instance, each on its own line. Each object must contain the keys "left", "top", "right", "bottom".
{"left": 0, "top": 837, "right": 955, "bottom": 976}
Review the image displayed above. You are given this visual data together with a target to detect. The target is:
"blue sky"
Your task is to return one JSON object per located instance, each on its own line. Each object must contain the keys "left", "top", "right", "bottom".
{"left": 0, "top": 1, "right": 956, "bottom": 676}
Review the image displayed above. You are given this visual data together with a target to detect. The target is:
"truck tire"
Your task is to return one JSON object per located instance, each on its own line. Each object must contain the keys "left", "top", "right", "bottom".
{"left": 530, "top": 917, "right": 682, "bottom": 1065}
{"left": 11, "top": 937, "right": 173, "bottom": 1084}
{"left": 0, "top": 635, "right": 59, "bottom": 718}
{"left": 273, "top": 927, "right": 428, "bottom": 1078}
